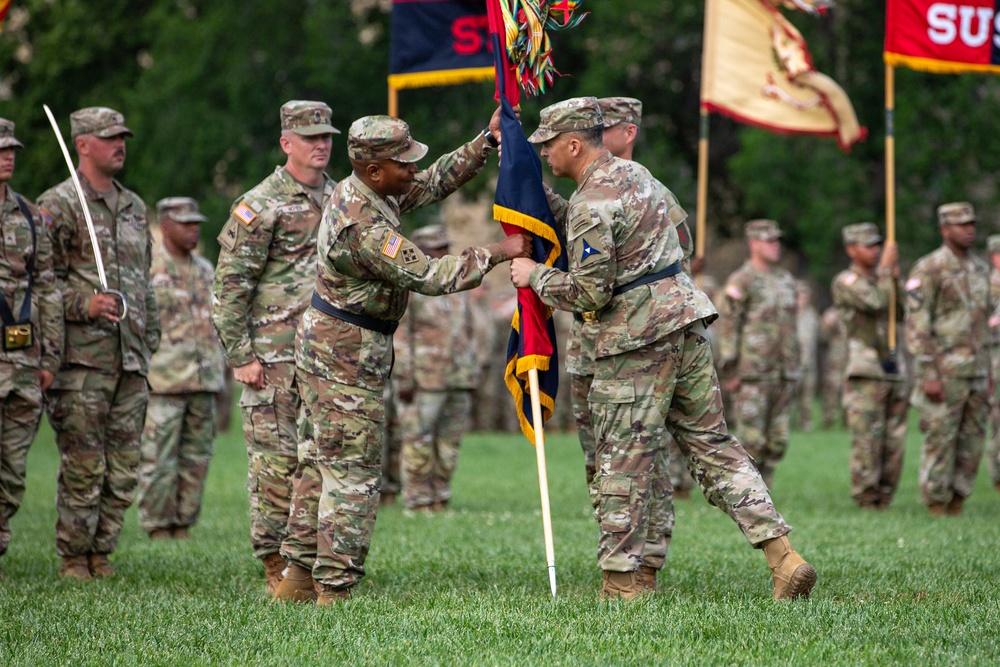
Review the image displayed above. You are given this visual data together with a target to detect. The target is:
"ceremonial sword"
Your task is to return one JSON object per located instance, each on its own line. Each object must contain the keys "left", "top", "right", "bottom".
{"left": 42, "top": 104, "right": 128, "bottom": 320}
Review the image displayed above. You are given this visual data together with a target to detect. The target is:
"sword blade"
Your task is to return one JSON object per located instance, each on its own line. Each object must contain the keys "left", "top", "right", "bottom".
{"left": 42, "top": 104, "right": 109, "bottom": 292}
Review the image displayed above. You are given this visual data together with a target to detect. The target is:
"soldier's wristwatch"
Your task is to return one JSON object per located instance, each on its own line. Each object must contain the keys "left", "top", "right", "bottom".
{"left": 483, "top": 127, "right": 499, "bottom": 148}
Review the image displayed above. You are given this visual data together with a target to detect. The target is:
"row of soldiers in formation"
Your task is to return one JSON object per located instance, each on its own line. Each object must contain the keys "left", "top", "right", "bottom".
{"left": 2, "top": 90, "right": 994, "bottom": 602}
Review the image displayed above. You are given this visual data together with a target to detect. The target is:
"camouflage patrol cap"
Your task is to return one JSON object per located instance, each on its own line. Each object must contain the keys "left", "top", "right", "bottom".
{"left": 744, "top": 219, "right": 783, "bottom": 241}
{"left": 347, "top": 115, "right": 428, "bottom": 163}
{"left": 70, "top": 107, "right": 133, "bottom": 140}
{"left": 527, "top": 97, "right": 604, "bottom": 144}
{"left": 410, "top": 224, "right": 450, "bottom": 250}
{"left": 280, "top": 100, "right": 339, "bottom": 136}
{"left": 156, "top": 197, "right": 207, "bottom": 224}
{"left": 987, "top": 234, "right": 1000, "bottom": 254}
{"left": 937, "top": 201, "right": 975, "bottom": 225}
{"left": 598, "top": 97, "right": 642, "bottom": 128}
{"left": 842, "top": 222, "right": 882, "bottom": 246}
{"left": 0, "top": 118, "right": 24, "bottom": 150}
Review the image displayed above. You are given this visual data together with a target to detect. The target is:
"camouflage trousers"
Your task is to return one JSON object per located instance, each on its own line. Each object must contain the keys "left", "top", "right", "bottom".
{"left": 987, "top": 353, "right": 1000, "bottom": 484}
{"left": 912, "top": 376, "right": 989, "bottom": 505}
{"left": 571, "top": 371, "right": 674, "bottom": 570}
{"left": 0, "top": 364, "right": 44, "bottom": 557}
{"left": 238, "top": 361, "right": 298, "bottom": 559}
{"left": 820, "top": 368, "right": 844, "bottom": 430}
{"left": 282, "top": 369, "right": 383, "bottom": 589}
{"left": 400, "top": 389, "right": 471, "bottom": 509}
{"left": 796, "top": 367, "right": 817, "bottom": 431}
{"left": 667, "top": 436, "right": 696, "bottom": 495}
{"left": 380, "top": 382, "right": 402, "bottom": 496}
{"left": 731, "top": 379, "right": 795, "bottom": 487}
{"left": 842, "top": 377, "right": 908, "bottom": 507}
{"left": 138, "top": 392, "right": 217, "bottom": 533}
{"left": 46, "top": 367, "right": 148, "bottom": 558}
{"left": 589, "top": 323, "right": 789, "bottom": 573}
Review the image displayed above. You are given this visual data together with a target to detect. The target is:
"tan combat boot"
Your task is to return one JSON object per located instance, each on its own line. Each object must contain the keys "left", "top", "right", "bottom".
{"left": 149, "top": 528, "right": 172, "bottom": 540}
{"left": 599, "top": 570, "right": 651, "bottom": 600}
{"left": 271, "top": 563, "right": 317, "bottom": 603}
{"left": 317, "top": 585, "right": 352, "bottom": 605}
{"left": 928, "top": 503, "right": 949, "bottom": 517}
{"left": 172, "top": 527, "right": 190, "bottom": 540}
{"left": 262, "top": 552, "right": 286, "bottom": 595}
{"left": 88, "top": 554, "right": 116, "bottom": 578}
{"left": 637, "top": 566, "right": 658, "bottom": 592}
{"left": 58, "top": 555, "right": 92, "bottom": 581}
{"left": 947, "top": 495, "right": 964, "bottom": 516}
{"left": 380, "top": 492, "right": 397, "bottom": 506}
{"left": 763, "top": 536, "right": 816, "bottom": 600}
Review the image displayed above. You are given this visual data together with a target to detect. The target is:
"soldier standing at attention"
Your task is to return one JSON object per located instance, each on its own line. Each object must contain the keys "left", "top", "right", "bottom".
{"left": 818, "top": 305, "right": 847, "bottom": 429}
{"left": 832, "top": 223, "right": 907, "bottom": 510}
{"left": 138, "top": 198, "right": 224, "bottom": 539}
{"left": 717, "top": 219, "right": 799, "bottom": 488}
{"left": 985, "top": 234, "right": 1000, "bottom": 493}
{"left": 274, "top": 112, "right": 530, "bottom": 604}
{"left": 211, "top": 101, "right": 338, "bottom": 593}
{"left": 38, "top": 107, "right": 160, "bottom": 580}
{"left": 395, "top": 224, "right": 480, "bottom": 512}
{"left": 512, "top": 97, "right": 815, "bottom": 601}
{"left": 0, "top": 118, "right": 62, "bottom": 579}
{"left": 905, "top": 202, "right": 993, "bottom": 516}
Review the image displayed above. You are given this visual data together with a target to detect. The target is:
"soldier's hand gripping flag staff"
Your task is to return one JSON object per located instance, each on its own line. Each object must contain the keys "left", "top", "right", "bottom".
{"left": 487, "top": 0, "right": 585, "bottom": 598}
{"left": 42, "top": 104, "right": 128, "bottom": 320}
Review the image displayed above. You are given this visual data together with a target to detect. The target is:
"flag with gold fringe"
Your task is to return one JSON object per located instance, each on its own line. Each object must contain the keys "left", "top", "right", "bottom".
{"left": 885, "top": 0, "right": 1000, "bottom": 74}
{"left": 487, "top": 0, "right": 582, "bottom": 443}
{"left": 702, "top": 0, "right": 866, "bottom": 150}
{"left": 0, "top": 0, "right": 12, "bottom": 31}
{"left": 388, "top": 0, "right": 495, "bottom": 90}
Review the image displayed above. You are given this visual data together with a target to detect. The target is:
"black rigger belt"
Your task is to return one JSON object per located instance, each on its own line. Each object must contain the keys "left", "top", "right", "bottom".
{"left": 574, "top": 262, "right": 681, "bottom": 323}
{"left": 311, "top": 292, "right": 399, "bottom": 336}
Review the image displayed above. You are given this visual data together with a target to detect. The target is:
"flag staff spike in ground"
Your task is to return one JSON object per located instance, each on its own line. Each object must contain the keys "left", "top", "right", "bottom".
{"left": 528, "top": 368, "right": 557, "bottom": 597}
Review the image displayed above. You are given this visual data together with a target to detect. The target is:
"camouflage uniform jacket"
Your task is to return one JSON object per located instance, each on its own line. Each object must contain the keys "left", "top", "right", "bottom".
{"left": 147, "top": 246, "right": 225, "bottom": 394}
{"left": 529, "top": 151, "right": 716, "bottom": 359}
{"left": 832, "top": 264, "right": 906, "bottom": 382}
{"left": 904, "top": 245, "right": 993, "bottom": 381}
{"left": 0, "top": 188, "right": 62, "bottom": 373}
{"left": 545, "top": 180, "right": 696, "bottom": 375}
{"left": 37, "top": 173, "right": 159, "bottom": 375}
{"left": 394, "top": 290, "right": 478, "bottom": 392}
{"left": 212, "top": 167, "right": 335, "bottom": 368}
{"left": 989, "top": 269, "right": 1000, "bottom": 349}
{"left": 299, "top": 133, "right": 504, "bottom": 391}
{"left": 717, "top": 261, "right": 799, "bottom": 381}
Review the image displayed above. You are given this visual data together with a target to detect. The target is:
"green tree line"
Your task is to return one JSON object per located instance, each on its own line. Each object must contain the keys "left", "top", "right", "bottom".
{"left": 2, "top": 0, "right": 998, "bottom": 283}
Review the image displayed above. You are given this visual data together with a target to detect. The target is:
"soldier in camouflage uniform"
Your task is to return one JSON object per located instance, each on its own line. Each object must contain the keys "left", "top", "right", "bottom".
{"left": 818, "top": 305, "right": 847, "bottom": 429}
{"left": 38, "top": 107, "right": 160, "bottom": 580}
{"left": 717, "top": 220, "right": 799, "bottom": 488}
{"left": 986, "top": 234, "right": 1000, "bottom": 493}
{"left": 139, "top": 198, "right": 225, "bottom": 539}
{"left": 547, "top": 97, "right": 678, "bottom": 590}
{"left": 513, "top": 98, "right": 815, "bottom": 601}
{"left": 211, "top": 100, "right": 339, "bottom": 593}
{"left": 395, "top": 224, "right": 479, "bottom": 511}
{"left": 905, "top": 202, "right": 994, "bottom": 516}
{"left": 275, "top": 113, "right": 530, "bottom": 604}
{"left": 832, "top": 223, "right": 907, "bottom": 510}
{"left": 0, "top": 119, "right": 63, "bottom": 580}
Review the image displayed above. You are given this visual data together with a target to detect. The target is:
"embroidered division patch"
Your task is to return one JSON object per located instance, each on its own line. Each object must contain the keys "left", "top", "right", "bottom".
{"left": 234, "top": 202, "right": 257, "bottom": 225}
{"left": 382, "top": 233, "right": 402, "bottom": 259}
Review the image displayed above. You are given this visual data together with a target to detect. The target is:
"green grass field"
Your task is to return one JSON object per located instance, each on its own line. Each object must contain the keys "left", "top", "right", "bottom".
{"left": 1, "top": 407, "right": 998, "bottom": 666}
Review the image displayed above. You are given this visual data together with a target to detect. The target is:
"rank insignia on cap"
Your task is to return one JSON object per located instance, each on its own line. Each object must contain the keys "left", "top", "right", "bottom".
{"left": 382, "top": 233, "right": 403, "bottom": 259}
{"left": 234, "top": 202, "right": 257, "bottom": 225}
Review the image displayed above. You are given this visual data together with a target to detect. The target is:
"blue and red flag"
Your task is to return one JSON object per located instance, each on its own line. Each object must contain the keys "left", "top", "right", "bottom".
{"left": 487, "top": 0, "right": 569, "bottom": 444}
{"left": 389, "top": 0, "right": 495, "bottom": 90}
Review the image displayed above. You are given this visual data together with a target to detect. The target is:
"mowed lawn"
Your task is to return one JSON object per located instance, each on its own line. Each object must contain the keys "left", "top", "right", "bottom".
{"left": 1, "top": 406, "right": 999, "bottom": 666}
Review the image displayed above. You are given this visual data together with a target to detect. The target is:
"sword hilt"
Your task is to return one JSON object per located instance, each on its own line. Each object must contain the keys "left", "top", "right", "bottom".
{"left": 96, "top": 288, "right": 129, "bottom": 321}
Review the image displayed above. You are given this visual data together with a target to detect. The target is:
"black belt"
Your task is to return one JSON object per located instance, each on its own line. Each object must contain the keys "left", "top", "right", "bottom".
{"left": 310, "top": 292, "right": 398, "bottom": 335}
{"left": 612, "top": 262, "right": 681, "bottom": 296}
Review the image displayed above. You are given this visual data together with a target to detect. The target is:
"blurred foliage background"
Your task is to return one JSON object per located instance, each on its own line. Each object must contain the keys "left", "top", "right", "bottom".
{"left": 2, "top": 0, "right": 999, "bottom": 286}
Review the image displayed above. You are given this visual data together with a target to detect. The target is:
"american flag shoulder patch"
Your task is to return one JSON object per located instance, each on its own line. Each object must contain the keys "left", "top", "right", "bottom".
{"left": 382, "top": 233, "right": 403, "bottom": 259}
{"left": 39, "top": 207, "right": 55, "bottom": 227}
{"left": 234, "top": 202, "right": 257, "bottom": 225}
